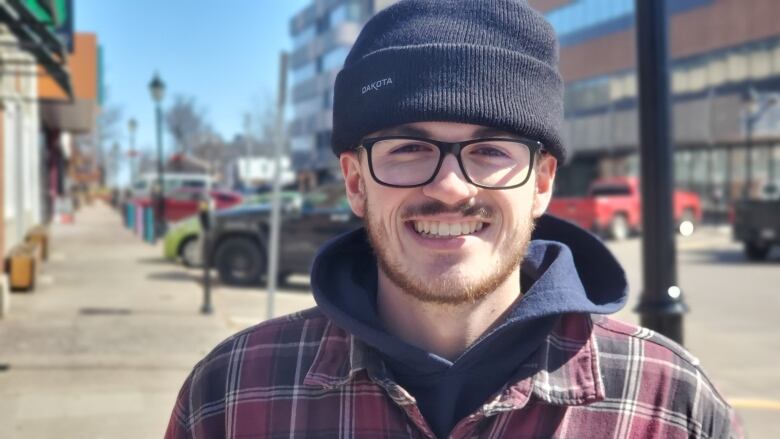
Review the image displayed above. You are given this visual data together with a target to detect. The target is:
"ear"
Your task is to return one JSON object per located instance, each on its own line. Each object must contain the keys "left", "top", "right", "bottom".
{"left": 340, "top": 151, "right": 367, "bottom": 218}
{"left": 532, "top": 154, "right": 557, "bottom": 218}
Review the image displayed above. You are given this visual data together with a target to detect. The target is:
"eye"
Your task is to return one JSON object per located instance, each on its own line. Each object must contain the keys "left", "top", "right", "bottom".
{"left": 469, "top": 144, "right": 510, "bottom": 158}
{"left": 390, "top": 142, "right": 434, "bottom": 154}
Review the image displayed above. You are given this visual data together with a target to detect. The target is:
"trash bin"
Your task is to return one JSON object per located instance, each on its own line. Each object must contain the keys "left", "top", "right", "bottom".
{"left": 126, "top": 202, "right": 136, "bottom": 230}
{"left": 144, "top": 205, "right": 155, "bottom": 243}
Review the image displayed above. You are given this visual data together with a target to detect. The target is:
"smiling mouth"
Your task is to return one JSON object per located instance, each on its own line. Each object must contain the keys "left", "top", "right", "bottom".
{"left": 408, "top": 220, "right": 489, "bottom": 238}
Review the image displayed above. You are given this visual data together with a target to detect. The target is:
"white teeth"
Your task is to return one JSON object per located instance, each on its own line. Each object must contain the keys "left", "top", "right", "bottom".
{"left": 412, "top": 220, "right": 486, "bottom": 237}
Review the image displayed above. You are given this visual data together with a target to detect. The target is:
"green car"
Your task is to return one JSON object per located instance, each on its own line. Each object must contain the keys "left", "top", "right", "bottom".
{"left": 163, "top": 190, "right": 301, "bottom": 267}
{"left": 163, "top": 216, "right": 203, "bottom": 267}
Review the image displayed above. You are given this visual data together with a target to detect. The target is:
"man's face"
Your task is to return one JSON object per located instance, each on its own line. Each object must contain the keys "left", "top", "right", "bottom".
{"left": 340, "top": 122, "right": 557, "bottom": 305}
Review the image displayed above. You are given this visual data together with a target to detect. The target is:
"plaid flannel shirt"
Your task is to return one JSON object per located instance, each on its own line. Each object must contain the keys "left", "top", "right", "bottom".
{"left": 166, "top": 308, "right": 741, "bottom": 439}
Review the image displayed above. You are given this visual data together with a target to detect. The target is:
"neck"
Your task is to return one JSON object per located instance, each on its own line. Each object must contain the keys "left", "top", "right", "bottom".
{"left": 376, "top": 269, "right": 522, "bottom": 361}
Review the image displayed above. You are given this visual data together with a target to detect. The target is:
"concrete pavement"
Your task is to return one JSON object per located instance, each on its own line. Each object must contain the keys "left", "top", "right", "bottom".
{"left": 1, "top": 202, "right": 778, "bottom": 437}
{"left": 0, "top": 202, "right": 314, "bottom": 439}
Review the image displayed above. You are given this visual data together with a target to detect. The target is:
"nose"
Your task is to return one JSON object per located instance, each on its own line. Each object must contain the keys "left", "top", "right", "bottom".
{"left": 422, "top": 154, "right": 478, "bottom": 205}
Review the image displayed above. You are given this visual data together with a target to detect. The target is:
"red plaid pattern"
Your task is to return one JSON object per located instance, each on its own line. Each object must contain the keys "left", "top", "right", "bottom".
{"left": 166, "top": 308, "right": 741, "bottom": 438}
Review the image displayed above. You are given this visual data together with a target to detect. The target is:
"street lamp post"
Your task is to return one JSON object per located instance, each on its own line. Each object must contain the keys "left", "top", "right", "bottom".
{"left": 128, "top": 118, "right": 138, "bottom": 185}
{"left": 149, "top": 73, "right": 166, "bottom": 240}
{"left": 633, "top": 0, "right": 687, "bottom": 344}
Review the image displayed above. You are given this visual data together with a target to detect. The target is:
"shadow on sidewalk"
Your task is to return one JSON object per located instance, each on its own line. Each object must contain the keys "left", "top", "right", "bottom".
{"left": 137, "top": 256, "right": 173, "bottom": 265}
{"left": 147, "top": 270, "right": 201, "bottom": 282}
{"left": 687, "top": 248, "right": 780, "bottom": 264}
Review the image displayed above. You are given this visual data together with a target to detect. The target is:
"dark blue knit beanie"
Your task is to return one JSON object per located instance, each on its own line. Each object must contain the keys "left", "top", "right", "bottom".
{"left": 331, "top": 0, "right": 566, "bottom": 162}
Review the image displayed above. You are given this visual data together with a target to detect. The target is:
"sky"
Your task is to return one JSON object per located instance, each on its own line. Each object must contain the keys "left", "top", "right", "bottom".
{"left": 76, "top": 0, "right": 310, "bottom": 161}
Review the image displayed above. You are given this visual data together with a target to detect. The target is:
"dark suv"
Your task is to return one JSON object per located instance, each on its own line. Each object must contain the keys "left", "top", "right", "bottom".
{"left": 210, "top": 184, "right": 362, "bottom": 286}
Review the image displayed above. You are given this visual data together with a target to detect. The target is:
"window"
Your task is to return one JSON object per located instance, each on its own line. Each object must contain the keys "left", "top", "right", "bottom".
{"left": 302, "top": 184, "right": 348, "bottom": 211}
{"left": 316, "top": 14, "right": 330, "bottom": 34}
{"left": 293, "top": 25, "right": 316, "bottom": 49}
{"left": 329, "top": 1, "right": 363, "bottom": 24}
{"left": 291, "top": 62, "right": 316, "bottom": 85}
{"left": 749, "top": 47, "right": 772, "bottom": 79}
{"left": 322, "top": 89, "right": 333, "bottom": 109}
{"left": 726, "top": 51, "right": 748, "bottom": 82}
{"left": 322, "top": 46, "right": 349, "bottom": 71}
{"left": 290, "top": 135, "right": 315, "bottom": 153}
{"left": 293, "top": 97, "right": 320, "bottom": 119}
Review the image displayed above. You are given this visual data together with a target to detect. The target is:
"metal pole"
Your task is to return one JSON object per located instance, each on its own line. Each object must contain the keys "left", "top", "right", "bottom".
{"left": 744, "top": 115, "right": 753, "bottom": 199}
{"left": 155, "top": 103, "right": 166, "bottom": 239}
{"left": 266, "top": 52, "right": 288, "bottom": 320}
{"left": 633, "top": 0, "right": 688, "bottom": 344}
{"left": 200, "top": 198, "right": 213, "bottom": 315}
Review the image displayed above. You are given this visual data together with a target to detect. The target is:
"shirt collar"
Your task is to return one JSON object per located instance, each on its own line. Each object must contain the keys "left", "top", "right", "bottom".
{"left": 303, "top": 313, "right": 605, "bottom": 412}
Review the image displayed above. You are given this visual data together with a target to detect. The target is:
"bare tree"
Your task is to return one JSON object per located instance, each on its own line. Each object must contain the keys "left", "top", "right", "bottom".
{"left": 165, "top": 95, "right": 210, "bottom": 155}
{"left": 243, "top": 93, "right": 279, "bottom": 157}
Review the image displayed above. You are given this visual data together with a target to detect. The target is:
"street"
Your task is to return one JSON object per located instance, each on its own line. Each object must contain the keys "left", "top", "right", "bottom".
{"left": 0, "top": 203, "right": 778, "bottom": 438}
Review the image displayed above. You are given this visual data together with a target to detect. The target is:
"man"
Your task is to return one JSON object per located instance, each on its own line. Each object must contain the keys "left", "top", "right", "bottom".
{"left": 166, "top": 1, "right": 740, "bottom": 437}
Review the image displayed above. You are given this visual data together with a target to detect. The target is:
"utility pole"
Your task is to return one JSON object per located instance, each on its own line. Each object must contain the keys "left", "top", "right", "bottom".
{"left": 633, "top": 0, "right": 688, "bottom": 344}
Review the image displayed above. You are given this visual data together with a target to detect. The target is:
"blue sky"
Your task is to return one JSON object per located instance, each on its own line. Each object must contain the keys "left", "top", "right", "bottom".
{"left": 76, "top": 0, "right": 310, "bottom": 157}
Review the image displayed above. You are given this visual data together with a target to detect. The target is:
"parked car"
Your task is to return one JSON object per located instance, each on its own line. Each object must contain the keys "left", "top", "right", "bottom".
{"left": 210, "top": 184, "right": 361, "bottom": 286}
{"left": 163, "top": 190, "right": 300, "bottom": 267}
{"left": 732, "top": 182, "right": 780, "bottom": 261}
{"left": 163, "top": 216, "right": 202, "bottom": 267}
{"left": 163, "top": 188, "right": 243, "bottom": 222}
{"left": 130, "top": 173, "right": 214, "bottom": 199}
{"left": 547, "top": 176, "right": 702, "bottom": 240}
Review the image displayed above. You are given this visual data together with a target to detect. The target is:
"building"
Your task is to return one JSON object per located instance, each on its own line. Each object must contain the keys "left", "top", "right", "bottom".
{"left": 528, "top": 0, "right": 780, "bottom": 220}
{"left": 1, "top": 0, "right": 72, "bottom": 302}
{"left": 288, "top": 0, "right": 397, "bottom": 190}
{"left": 38, "top": 32, "right": 102, "bottom": 219}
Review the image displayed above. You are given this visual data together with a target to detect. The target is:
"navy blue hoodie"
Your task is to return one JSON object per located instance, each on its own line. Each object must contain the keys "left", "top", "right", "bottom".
{"left": 311, "top": 214, "right": 627, "bottom": 439}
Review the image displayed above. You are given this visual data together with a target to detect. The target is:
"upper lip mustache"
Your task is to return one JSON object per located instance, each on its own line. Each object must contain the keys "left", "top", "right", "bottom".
{"left": 405, "top": 216, "right": 491, "bottom": 224}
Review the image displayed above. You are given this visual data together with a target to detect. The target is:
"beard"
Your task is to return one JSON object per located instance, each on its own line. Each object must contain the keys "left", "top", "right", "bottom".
{"left": 364, "top": 197, "right": 535, "bottom": 305}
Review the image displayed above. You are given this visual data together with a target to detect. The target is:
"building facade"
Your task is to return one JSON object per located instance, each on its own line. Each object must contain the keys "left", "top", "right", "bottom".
{"left": 288, "top": 0, "right": 397, "bottom": 189}
{"left": 529, "top": 0, "right": 780, "bottom": 220}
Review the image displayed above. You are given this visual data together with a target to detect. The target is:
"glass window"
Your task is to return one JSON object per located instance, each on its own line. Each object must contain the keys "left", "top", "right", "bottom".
{"left": 707, "top": 56, "right": 727, "bottom": 87}
{"left": 322, "top": 46, "right": 349, "bottom": 71}
{"left": 316, "top": 14, "right": 330, "bottom": 34}
{"left": 749, "top": 47, "right": 772, "bottom": 79}
{"left": 329, "top": 1, "right": 363, "bottom": 25}
{"left": 302, "top": 184, "right": 348, "bottom": 211}
{"left": 672, "top": 67, "right": 690, "bottom": 94}
{"left": 293, "top": 25, "right": 316, "bottom": 49}
{"left": 293, "top": 97, "right": 320, "bottom": 119}
{"left": 689, "top": 63, "right": 708, "bottom": 92}
{"left": 726, "top": 51, "right": 748, "bottom": 82}
{"left": 290, "top": 135, "right": 315, "bottom": 153}
{"left": 291, "top": 62, "right": 316, "bottom": 85}
{"left": 772, "top": 144, "right": 780, "bottom": 185}
{"left": 772, "top": 44, "right": 780, "bottom": 74}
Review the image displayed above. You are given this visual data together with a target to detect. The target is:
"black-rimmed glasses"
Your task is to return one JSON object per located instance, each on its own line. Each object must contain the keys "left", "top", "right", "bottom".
{"left": 359, "top": 136, "right": 543, "bottom": 189}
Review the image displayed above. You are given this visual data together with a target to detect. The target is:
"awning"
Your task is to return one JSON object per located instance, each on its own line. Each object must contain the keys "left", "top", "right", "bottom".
{"left": 0, "top": 0, "right": 72, "bottom": 97}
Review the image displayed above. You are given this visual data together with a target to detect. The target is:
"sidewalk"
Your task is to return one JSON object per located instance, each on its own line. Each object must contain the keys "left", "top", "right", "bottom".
{"left": 0, "top": 202, "right": 315, "bottom": 439}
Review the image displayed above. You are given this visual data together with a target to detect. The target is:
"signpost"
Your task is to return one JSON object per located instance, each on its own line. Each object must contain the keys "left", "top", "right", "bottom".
{"left": 265, "top": 52, "right": 288, "bottom": 320}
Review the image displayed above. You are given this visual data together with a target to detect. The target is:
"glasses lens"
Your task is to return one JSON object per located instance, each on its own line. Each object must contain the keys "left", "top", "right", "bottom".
{"left": 461, "top": 140, "right": 532, "bottom": 188}
{"left": 370, "top": 139, "right": 440, "bottom": 186}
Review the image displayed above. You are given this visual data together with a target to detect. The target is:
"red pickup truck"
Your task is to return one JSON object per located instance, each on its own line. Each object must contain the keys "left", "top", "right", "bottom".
{"left": 547, "top": 177, "right": 702, "bottom": 240}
